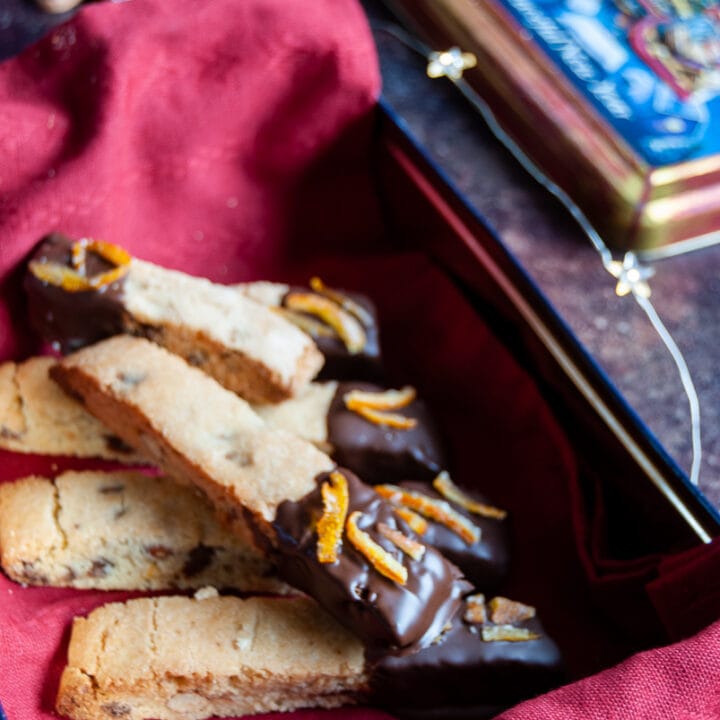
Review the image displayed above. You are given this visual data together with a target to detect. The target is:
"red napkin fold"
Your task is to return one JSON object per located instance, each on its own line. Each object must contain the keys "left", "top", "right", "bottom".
{"left": 0, "top": 0, "right": 381, "bottom": 359}
{"left": 0, "top": 1, "right": 717, "bottom": 720}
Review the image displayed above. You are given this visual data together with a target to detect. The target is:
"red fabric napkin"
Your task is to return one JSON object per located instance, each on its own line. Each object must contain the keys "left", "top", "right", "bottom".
{"left": 0, "top": 1, "right": 718, "bottom": 720}
{"left": 498, "top": 619, "right": 720, "bottom": 720}
{"left": 0, "top": 0, "right": 382, "bottom": 359}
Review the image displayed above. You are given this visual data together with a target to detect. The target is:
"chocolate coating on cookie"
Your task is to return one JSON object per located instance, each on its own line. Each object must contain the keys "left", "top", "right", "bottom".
{"left": 282, "top": 287, "right": 382, "bottom": 381}
{"left": 24, "top": 233, "right": 127, "bottom": 352}
{"left": 397, "top": 481, "right": 509, "bottom": 590}
{"left": 326, "top": 382, "right": 446, "bottom": 484}
{"left": 271, "top": 468, "right": 471, "bottom": 655}
{"left": 370, "top": 607, "right": 563, "bottom": 717}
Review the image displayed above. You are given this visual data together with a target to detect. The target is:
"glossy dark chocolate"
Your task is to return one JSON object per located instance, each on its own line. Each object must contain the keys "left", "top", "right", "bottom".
{"left": 327, "top": 382, "right": 446, "bottom": 484}
{"left": 271, "top": 468, "right": 471, "bottom": 655}
{"left": 397, "top": 481, "right": 509, "bottom": 590}
{"left": 282, "top": 287, "right": 382, "bottom": 381}
{"left": 370, "top": 608, "right": 563, "bottom": 718}
{"left": 24, "top": 233, "right": 127, "bottom": 352}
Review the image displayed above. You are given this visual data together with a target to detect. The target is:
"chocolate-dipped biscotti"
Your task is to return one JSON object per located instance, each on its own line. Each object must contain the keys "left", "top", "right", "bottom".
{"left": 257, "top": 384, "right": 508, "bottom": 588}
{"left": 25, "top": 234, "right": 323, "bottom": 404}
{"left": 0, "top": 470, "right": 286, "bottom": 593}
{"left": 0, "top": 356, "right": 444, "bottom": 482}
{"left": 56, "top": 592, "right": 562, "bottom": 720}
{"left": 52, "top": 335, "right": 470, "bottom": 654}
{"left": 236, "top": 279, "right": 382, "bottom": 381}
{"left": 371, "top": 593, "right": 564, "bottom": 718}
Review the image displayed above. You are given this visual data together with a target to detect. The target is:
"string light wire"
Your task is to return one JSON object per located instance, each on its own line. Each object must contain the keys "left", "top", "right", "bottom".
{"left": 373, "top": 22, "right": 702, "bottom": 486}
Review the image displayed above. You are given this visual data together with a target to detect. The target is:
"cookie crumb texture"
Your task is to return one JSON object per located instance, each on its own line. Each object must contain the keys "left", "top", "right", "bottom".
{"left": 0, "top": 471, "right": 286, "bottom": 592}
{"left": 56, "top": 595, "right": 367, "bottom": 720}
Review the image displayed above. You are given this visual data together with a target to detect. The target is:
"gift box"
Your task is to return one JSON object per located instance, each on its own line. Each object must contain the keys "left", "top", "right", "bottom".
{"left": 379, "top": 0, "right": 720, "bottom": 253}
{"left": 0, "top": 1, "right": 719, "bottom": 719}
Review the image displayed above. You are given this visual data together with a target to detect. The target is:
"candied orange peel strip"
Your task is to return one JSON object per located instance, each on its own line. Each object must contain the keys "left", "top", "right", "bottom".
{"left": 351, "top": 405, "right": 418, "bottom": 430}
{"left": 343, "top": 387, "right": 418, "bottom": 430}
{"left": 395, "top": 507, "right": 428, "bottom": 535}
{"left": 29, "top": 262, "right": 95, "bottom": 291}
{"left": 344, "top": 386, "right": 416, "bottom": 412}
{"left": 84, "top": 240, "right": 132, "bottom": 269}
{"left": 315, "top": 471, "right": 350, "bottom": 564}
{"left": 274, "top": 307, "right": 336, "bottom": 338}
{"left": 376, "top": 484, "right": 481, "bottom": 544}
{"left": 481, "top": 625, "right": 541, "bottom": 642}
{"left": 433, "top": 471, "right": 507, "bottom": 520}
{"left": 309, "top": 276, "right": 373, "bottom": 327}
{"left": 464, "top": 593, "right": 487, "bottom": 624}
{"left": 378, "top": 523, "right": 426, "bottom": 560}
{"left": 346, "top": 510, "right": 407, "bottom": 585}
{"left": 488, "top": 596, "right": 536, "bottom": 625}
{"left": 285, "top": 292, "right": 366, "bottom": 354}
{"left": 29, "top": 239, "right": 132, "bottom": 292}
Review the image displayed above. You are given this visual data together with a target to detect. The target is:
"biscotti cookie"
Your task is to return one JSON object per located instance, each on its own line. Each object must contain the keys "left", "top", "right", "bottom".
{"left": 56, "top": 594, "right": 368, "bottom": 720}
{"left": 52, "top": 335, "right": 470, "bottom": 654}
{"left": 25, "top": 234, "right": 324, "bottom": 404}
{"left": 256, "top": 380, "right": 447, "bottom": 483}
{"left": 236, "top": 279, "right": 382, "bottom": 381}
{"left": 56, "top": 593, "right": 562, "bottom": 720}
{"left": 0, "top": 470, "right": 286, "bottom": 592}
{"left": 0, "top": 357, "right": 142, "bottom": 460}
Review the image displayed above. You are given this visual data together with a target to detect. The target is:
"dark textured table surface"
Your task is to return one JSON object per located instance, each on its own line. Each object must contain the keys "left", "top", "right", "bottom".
{"left": 3, "top": 0, "right": 719, "bottom": 511}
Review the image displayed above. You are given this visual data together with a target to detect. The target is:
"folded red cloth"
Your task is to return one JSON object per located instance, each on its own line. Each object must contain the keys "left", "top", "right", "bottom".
{"left": 0, "top": 1, "right": 717, "bottom": 719}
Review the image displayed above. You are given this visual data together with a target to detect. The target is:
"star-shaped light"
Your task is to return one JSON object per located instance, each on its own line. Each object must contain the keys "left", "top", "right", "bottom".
{"left": 426, "top": 47, "right": 477, "bottom": 81}
{"left": 607, "top": 252, "right": 654, "bottom": 298}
